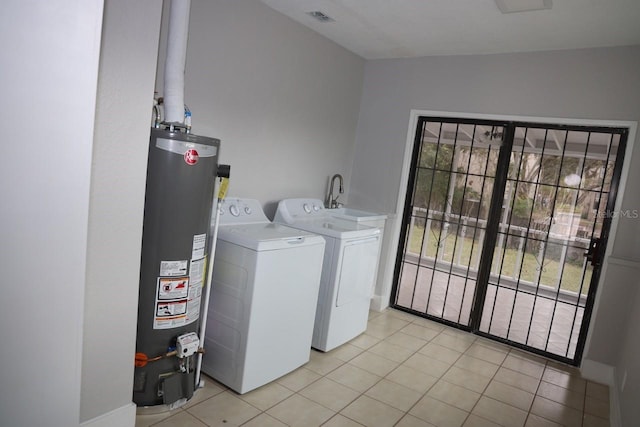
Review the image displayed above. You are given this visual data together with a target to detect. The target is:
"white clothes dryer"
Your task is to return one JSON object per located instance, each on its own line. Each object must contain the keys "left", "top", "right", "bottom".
{"left": 274, "top": 198, "right": 381, "bottom": 352}
{"left": 201, "top": 198, "right": 325, "bottom": 394}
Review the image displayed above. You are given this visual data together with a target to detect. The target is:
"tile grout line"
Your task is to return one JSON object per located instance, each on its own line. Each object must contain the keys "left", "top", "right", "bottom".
{"left": 389, "top": 316, "right": 470, "bottom": 426}
{"left": 385, "top": 317, "right": 461, "bottom": 426}
{"left": 138, "top": 308, "right": 611, "bottom": 427}
{"left": 456, "top": 339, "right": 510, "bottom": 427}
{"left": 342, "top": 317, "right": 438, "bottom": 424}
{"left": 307, "top": 314, "right": 430, "bottom": 425}
{"left": 333, "top": 313, "right": 460, "bottom": 425}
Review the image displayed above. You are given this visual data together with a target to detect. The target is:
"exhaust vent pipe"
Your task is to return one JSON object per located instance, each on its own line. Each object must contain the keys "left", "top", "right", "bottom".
{"left": 163, "top": 0, "right": 191, "bottom": 125}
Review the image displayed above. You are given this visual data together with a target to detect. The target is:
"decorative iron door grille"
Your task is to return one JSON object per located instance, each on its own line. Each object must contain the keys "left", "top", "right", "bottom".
{"left": 392, "top": 116, "right": 627, "bottom": 365}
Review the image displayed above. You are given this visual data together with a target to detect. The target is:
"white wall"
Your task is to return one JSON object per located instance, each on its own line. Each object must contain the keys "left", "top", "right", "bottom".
{"left": 351, "top": 45, "right": 640, "bottom": 425}
{"left": 0, "top": 1, "right": 104, "bottom": 426}
{"left": 81, "top": 0, "right": 162, "bottom": 424}
{"left": 155, "top": 0, "right": 365, "bottom": 217}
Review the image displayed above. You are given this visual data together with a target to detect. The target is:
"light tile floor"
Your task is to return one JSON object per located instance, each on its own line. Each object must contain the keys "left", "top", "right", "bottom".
{"left": 136, "top": 309, "right": 611, "bottom": 427}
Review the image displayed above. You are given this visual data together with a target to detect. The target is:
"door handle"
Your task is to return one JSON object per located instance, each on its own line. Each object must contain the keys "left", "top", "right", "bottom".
{"left": 584, "top": 237, "right": 601, "bottom": 267}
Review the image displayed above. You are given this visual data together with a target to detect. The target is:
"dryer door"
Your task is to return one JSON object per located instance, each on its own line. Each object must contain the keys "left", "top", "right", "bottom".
{"left": 336, "top": 236, "right": 380, "bottom": 306}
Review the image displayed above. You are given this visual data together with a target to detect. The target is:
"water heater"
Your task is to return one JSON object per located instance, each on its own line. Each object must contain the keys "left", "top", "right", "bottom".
{"left": 134, "top": 128, "right": 219, "bottom": 407}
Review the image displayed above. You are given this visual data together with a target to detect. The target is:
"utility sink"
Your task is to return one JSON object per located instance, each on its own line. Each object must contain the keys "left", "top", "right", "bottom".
{"left": 329, "top": 207, "right": 387, "bottom": 223}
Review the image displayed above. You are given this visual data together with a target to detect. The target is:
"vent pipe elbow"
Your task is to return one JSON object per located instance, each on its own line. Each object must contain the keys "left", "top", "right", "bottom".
{"left": 164, "top": 0, "right": 191, "bottom": 124}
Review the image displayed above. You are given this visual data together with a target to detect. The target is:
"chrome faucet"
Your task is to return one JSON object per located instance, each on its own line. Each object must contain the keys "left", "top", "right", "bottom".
{"left": 326, "top": 174, "right": 344, "bottom": 209}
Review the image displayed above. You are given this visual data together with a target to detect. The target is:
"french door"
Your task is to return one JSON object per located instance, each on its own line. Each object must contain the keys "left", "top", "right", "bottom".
{"left": 391, "top": 117, "right": 627, "bottom": 364}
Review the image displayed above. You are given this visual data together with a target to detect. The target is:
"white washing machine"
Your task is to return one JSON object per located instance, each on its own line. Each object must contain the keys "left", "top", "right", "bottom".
{"left": 274, "top": 198, "right": 381, "bottom": 352}
{"left": 201, "top": 198, "right": 325, "bottom": 394}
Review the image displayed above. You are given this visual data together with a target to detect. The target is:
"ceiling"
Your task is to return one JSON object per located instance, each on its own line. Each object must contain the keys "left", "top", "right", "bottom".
{"left": 260, "top": 0, "right": 640, "bottom": 59}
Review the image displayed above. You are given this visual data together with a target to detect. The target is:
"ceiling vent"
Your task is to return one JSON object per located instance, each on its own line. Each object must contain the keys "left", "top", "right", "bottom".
{"left": 307, "top": 11, "right": 335, "bottom": 22}
{"left": 495, "top": 0, "right": 552, "bottom": 13}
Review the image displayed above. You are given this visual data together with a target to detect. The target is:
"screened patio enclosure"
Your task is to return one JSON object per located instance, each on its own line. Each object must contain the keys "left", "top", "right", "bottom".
{"left": 392, "top": 117, "right": 627, "bottom": 364}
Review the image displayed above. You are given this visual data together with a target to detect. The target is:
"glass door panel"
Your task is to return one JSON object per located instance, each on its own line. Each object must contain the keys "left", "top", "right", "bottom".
{"left": 478, "top": 126, "right": 623, "bottom": 361}
{"left": 394, "top": 118, "right": 503, "bottom": 327}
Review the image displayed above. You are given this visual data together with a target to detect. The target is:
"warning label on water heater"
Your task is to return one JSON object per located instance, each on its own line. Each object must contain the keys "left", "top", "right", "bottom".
{"left": 153, "top": 257, "right": 207, "bottom": 330}
{"left": 154, "top": 276, "right": 190, "bottom": 329}
{"left": 156, "top": 300, "right": 187, "bottom": 317}
{"left": 186, "top": 258, "right": 206, "bottom": 324}
{"left": 158, "top": 278, "right": 189, "bottom": 300}
{"left": 159, "top": 260, "right": 188, "bottom": 277}
{"left": 192, "top": 233, "right": 206, "bottom": 260}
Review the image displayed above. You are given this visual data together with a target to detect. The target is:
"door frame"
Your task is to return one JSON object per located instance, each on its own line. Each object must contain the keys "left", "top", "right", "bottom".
{"left": 380, "top": 110, "right": 636, "bottom": 362}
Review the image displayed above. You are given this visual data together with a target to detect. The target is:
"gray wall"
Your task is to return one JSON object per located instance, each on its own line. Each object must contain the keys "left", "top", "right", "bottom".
{"left": 352, "top": 47, "right": 640, "bottom": 228}
{"left": 0, "top": 1, "right": 103, "bottom": 426}
{"left": 81, "top": 0, "right": 362, "bottom": 423}
{"left": 351, "top": 45, "right": 640, "bottom": 424}
{"left": 155, "top": 0, "right": 365, "bottom": 217}
{"left": 4, "top": 1, "right": 637, "bottom": 425}
{"left": 616, "top": 275, "right": 640, "bottom": 426}
{"left": 81, "top": 0, "right": 162, "bottom": 423}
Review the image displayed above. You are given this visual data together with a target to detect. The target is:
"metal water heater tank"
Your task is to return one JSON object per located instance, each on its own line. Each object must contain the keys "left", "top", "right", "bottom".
{"left": 134, "top": 128, "right": 219, "bottom": 407}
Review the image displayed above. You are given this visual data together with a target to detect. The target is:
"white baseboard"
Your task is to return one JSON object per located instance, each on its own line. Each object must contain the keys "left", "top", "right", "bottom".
{"left": 581, "top": 359, "right": 620, "bottom": 427}
{"left": 369, "top": 295, "right": 389, "bottom": 312}
{"left": 81, "top": 402, "right": 136, "bottom": 427}
{"left": 581, "top": 358, "right": 615, "bottom": 385}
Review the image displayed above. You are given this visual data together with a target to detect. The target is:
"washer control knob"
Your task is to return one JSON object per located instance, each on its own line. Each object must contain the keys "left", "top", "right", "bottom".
{"left": 229, "top": 204, "right": 240, "bottom": 217}
{"left": 313, "top": 204, "right": 320, "bottom": 211}
{"left": 244, "top": 206, "right": 252, "bottom": 215}
{"left": 303, "top": 203, "right": 311, "bottom": 213}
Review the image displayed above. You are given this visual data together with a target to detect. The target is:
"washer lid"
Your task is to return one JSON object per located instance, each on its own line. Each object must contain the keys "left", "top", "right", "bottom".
{"left": 280, "top": 217, "right": 381, "bottom": 239}
{"left": 217, "top": 222, "right": 325, "bottom": 251}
